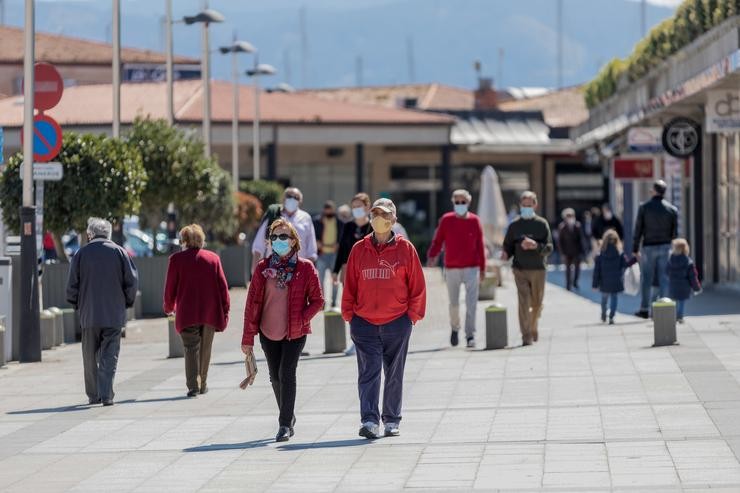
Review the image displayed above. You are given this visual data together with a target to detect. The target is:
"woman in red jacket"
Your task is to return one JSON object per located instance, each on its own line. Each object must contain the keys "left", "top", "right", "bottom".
{"left": 163, "top": 224, "right": 230, "bottom": 398}
{"left": 242, "top": 219, "right": 324, "bottom": 442}
{"left": 342, "top": 198, "right": 426, "bottom": 440}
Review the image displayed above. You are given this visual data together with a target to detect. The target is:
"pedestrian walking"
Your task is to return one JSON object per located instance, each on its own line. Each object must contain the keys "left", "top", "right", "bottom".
{"left": 337, "top": 204, "right": 353, "bottom": 223}
{"left": 632, "top": 180, "right": 678, "bottom": 318}
{"left": 163, "top": 224, "right": 230, "bottom": 398}
{"left": 502, "top": 191, "right": 553, "bottom": 346}
{"left": 42, "top": 231, "right": 57, "bottom": 261}
{"left": 66, "top": 218, "right": 138, "bottom": 406}
{"left": 313, "top": 200, "right": 343, "bottom": 308}
{"left": 251, "top": 187, "right": 318, "bottom": 273}
{"left": 667, "top": 238, "right": 702, "bottom": 323}
{"left": 592, "top": 203, "right": 624, "bottom": 241}
{"left": 333, "top": 193, "right": 373, "bottom": 356}
{"left": 342, "top": 198, "right": 426, "bottom": 439}
{"left": 427, "top": 189, "right": 486, "bottom": 348}
{"left": 242, "top": 219, "right": 324, "bottom": 442}
{"left": 592, "top": 229, "right": 637, "bottom": 324}
{"left": 557, "top": 208, "right": 585, "bottom": 291}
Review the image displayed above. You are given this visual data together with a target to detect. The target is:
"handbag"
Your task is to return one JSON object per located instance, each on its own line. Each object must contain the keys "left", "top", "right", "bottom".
{"left": 239, "top": 350, "right": 258, "bottom": 389}
{"left": 624, "top": 262, "right": 641, "bottom": 296}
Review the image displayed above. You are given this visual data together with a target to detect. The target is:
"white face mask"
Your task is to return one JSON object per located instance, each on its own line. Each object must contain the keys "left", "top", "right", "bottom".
{"left": 284, "top": 197, "right": 299, "bottom": 213}
{"left": 352, "top": 207, "right": 367, "bottom": 219}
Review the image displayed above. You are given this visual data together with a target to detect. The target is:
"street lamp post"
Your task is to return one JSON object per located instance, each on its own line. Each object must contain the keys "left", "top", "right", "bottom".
{"left": 165, "top": 0, "right": 174, "bottom": 125}
{"left": 246, "top": 60, "right": 276, "bottom": 182}
{"left": 181, "top": 6, "right": 224, "bottom": 156}
{"left": 112, "top": 0, "right": 121, "bottom": 137}
{"left": 219, "top": 38, "right": 255, "bottom": 187}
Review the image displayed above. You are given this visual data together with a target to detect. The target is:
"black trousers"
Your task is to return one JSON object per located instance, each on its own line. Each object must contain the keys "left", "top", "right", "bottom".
{"left": 563, "top": 255, "right": 581, "bottom": 290}
{"left": 259, "top": 334, "right": 307, "bottom": 427}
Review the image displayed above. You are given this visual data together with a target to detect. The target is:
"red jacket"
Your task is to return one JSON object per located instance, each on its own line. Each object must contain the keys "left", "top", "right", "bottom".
{"left": 342, "top": 235, "right": 426, "bottom": 325}
{"left": 427, "top": 212, "right": 486, "bottom": 271}
{"left": 242, "top": 257, "right": 324, "bottom": 346}
{"left": 163, "top": 248, "right": 230, "bottom": 333}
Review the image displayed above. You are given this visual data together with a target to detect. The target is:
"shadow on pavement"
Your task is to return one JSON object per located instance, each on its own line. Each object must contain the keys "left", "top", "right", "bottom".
{"left": 6, "top": 395, "right": 191, "bottom": 414}
{"left": 277, "top": 438, "right": 370, "bottom": 451}
{"left": 183, "top": 439, "right": 273, "bottom": 452}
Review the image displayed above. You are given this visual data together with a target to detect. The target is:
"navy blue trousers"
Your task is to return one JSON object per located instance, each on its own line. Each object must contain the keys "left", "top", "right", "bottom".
{"left": 350, "top": 313, "right": 412, "bottom": 425}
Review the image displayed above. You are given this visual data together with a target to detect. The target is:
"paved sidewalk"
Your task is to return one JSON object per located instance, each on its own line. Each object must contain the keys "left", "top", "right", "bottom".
{"left": 1, "top": 268, "right": 740, "bottom": 491}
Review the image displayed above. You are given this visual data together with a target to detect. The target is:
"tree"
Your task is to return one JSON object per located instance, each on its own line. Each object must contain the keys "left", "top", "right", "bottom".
{"left": 239, "top": 180, "right": 284, "bottom": 210}
{"left": 179, "top": 165, "right": 237, "bottom": 246}
{"left": 0, "top": 132, "right": 147, "bottom": 252}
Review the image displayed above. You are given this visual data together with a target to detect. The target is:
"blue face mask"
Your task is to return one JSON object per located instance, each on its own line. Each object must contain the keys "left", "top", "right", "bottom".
{"left": 272, "top": 239, "right": 292, "bottom": 257}
{"left": 352, "top": 207, "right": 367, "bottom": 219}
{"left": 520, "top": 207, "right": 535, "bottom": 219}
{"left": 454, "top": 204, "right": 469, "bottom": 216}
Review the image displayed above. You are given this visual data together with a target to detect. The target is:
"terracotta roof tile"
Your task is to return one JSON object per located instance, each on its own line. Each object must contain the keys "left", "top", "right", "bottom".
{"left": 497, "top": 86, "right": 588, "bottom": 128}
{"left": 0, "top": 25, "right": 197, "bottom": 65}
{"left": 302, "top": 83, "right": 474, "bottom": 111}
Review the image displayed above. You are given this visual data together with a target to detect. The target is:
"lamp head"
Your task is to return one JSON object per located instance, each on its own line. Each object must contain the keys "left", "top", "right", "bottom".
{"left": 183, "top": 9, "right": 225, "bottom": 25}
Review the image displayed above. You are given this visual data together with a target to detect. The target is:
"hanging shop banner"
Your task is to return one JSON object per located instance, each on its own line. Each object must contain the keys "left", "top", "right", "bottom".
{"left": 627, "top": 127, "right": 664, "bottom": 153}
{"left": 706, "top": 89, "right": 740, "bottom": 133}
{"left": 613, "top": 157, "right": 655, "bottom": 179}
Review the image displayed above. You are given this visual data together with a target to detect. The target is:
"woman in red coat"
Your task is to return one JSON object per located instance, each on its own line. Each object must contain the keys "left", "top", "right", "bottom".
{"left": 163, "top": 224, "right": 230, "bottom": 398}
{"left": 242, "top": 218, "right": 324, "bottom": 442}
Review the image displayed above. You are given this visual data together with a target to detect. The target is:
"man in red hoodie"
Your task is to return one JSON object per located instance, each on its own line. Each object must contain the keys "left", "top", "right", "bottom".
{"left": 427, "top": 189, "right": 486, "bottom": 348}
{"left": 342, "top": 198, "right": 426, "bottom": 440}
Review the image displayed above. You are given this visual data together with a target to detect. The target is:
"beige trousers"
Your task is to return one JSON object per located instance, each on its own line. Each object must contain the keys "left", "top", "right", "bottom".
{"left": 512, "top": 269, "right": 546, "bottom": 341}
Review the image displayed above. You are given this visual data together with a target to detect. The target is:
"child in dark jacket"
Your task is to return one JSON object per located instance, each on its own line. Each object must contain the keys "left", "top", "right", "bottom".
{"left": 592, "top": 229, "right": 637, "bottom": 324}
{"left": 667, "top": 238, "right": 701, "bottom": 323}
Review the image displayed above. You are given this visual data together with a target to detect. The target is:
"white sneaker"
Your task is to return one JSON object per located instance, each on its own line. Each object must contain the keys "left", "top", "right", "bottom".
{"left": 344, "top": 343, "right": 356, "bottom": 356}
{"left": 384, "top": 422, "right": 400, "bottom": 437}
{"left": 359, "top": 421, "right": 379, "bottom": 439}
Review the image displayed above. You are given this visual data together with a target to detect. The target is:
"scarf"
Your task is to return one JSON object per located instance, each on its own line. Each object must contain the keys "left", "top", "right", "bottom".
{"left": 263, "top": 252, "right": 298, "bottom": 289}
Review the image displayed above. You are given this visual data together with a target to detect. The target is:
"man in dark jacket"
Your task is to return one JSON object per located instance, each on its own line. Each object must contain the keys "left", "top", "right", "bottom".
{"left": 502, "top": 191, "right": 553, "bottom": 345}
{"left": 592, "top": 203, "right": 624, "bottom": 240}
{"left": 632, "top": 180, "right": 678, "bottom": 318}
{"left": 557, "top": 208, "right": 585, "bottom": 291}
{"left": 67, "top": 218, "right": 138, "bottom": 406}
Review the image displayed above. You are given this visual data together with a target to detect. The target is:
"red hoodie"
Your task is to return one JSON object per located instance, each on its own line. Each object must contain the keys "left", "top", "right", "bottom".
{"left": 341, "top": 234, "right": 426, "bottom": 325}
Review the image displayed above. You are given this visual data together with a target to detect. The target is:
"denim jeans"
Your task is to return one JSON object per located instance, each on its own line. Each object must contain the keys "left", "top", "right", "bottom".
{"left": 600, "top": 292, "right": 618, "bottom": 319}
{"left": 316, "top": 252, "right": 338, "bottom": 306}
{"left": 350, "top": 314, "right": 412, "bottom": 425}
{"left": 639, "top": 244, "right": 671, "bottom": 310}
{"left": 676, "top": 299, "right": 686, "bottom": 319}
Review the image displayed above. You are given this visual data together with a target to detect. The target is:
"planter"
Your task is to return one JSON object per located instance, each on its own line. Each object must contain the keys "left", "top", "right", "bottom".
{"left": 41, "top": 262, "right": 73, "bottom": 309}
{"left": 135, "top": 256, "right": 169, "bottom": 317}
{"left": 219, "top": 245, "right": 250, "bottom": 287}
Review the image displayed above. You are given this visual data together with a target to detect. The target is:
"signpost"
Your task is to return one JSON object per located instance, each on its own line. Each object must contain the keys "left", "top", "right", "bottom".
{"left": 19, "top": 162, "right": 63, "bottom": 181}
{"left": 21, "top": 114, "right": 63, "bottom": 163}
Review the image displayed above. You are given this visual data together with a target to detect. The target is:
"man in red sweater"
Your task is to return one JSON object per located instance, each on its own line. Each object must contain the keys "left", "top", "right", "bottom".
{"left": 427, "top": 189, "right": 486, "bottom": 348}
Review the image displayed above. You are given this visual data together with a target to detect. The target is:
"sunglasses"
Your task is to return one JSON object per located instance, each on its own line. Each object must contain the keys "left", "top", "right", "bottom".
{"left": 285, "top": 194, "right": 300, "bottom": 200}
{"left": 269, "top": 234, "right": 292, "bottom": 241}
{"left": 453, "top": 201, "right": 468, "bottom": 205}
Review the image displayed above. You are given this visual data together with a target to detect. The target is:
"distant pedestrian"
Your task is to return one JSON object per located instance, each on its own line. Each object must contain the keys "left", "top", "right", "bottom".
{"left": 667, "top": 238, "right": 701, "bottom": 323}
{"left": 592, "top": 203, "right": 624, "bottom": 241}
{"left": 337, "top": 204, "right": 353, "bottom": 223}
{"left": 242, "top": 219, "right": 324, "bottom": 442}
{"left": 313, "top": 200, "right": 343, "bottom": 308}
{"left": 632, "top": 180, "right": 678, "bottom": 318}
{"left": 592, "top": 229, "right": 637, "bottom": 324}
{"left": 342, "top": 198, "right": 426, "bottom": 439}
{"left": 427, "top": 189, "right": 486, "bottom": 348}
{"left": 251, "top": 187, "right": 318, "bottom": 273}
{"left": 557, "top": 208, "right": 585, "bottom": 291}
{"left": 392, "top": 221, "right": 409, "bottom": 239}
{"left": 502, "top": 191, "right": 553, "bottom": 346}
{"left": 42, "top": 231, "right": 57, "bottom": 261}
{"left": 66, "top": 218, "right": 138, "bottom": 406}
{"left": 163, "top": 224, "right": 230, "bottom": 398}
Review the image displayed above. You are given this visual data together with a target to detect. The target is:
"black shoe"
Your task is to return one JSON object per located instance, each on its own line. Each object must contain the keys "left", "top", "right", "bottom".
{"left": 276, "top": 426, "right": 291, "bottom": 442}
{"left": 601, "top": 314, "right": 606, "bottom": 323}
{"left": 608, "top": 318, "right": 615, "bottom": 325}
{"left": 466, "top": 337, "right": 476, "bottom": 349}
{"left": 102, "top": 400, "right": 114, "bottom": 407}
{"left": 300, "top": 351, "right": 310, "bottom": 357}
{"left": 88, "top": 398, "right": 101, "bottom": 405}
{"left": 634, "top": 310, "right": 649, "bottom": 319}
{"left": 522, "top": 339, "right": 533, "bottom": 346}
{"left": 450, "top": 330, "right": 459, "bottom": 347}
{"left": 186, "top": 389, "right": 198, "bottom": 398}
{"left": 573, "top": 283, "right": 579, "bottom": 290}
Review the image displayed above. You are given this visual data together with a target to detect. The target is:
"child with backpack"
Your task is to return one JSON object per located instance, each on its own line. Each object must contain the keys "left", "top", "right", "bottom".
{"left": 667, "top": 238, "right": 701, "bottom": 323}
{"left": 592, "top": 229, "right": 637, "bottom": 324}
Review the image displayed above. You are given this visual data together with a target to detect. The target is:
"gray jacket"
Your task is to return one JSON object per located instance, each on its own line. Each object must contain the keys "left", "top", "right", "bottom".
{"left": 66, "top": 237, "right": 138, "bottom": 329}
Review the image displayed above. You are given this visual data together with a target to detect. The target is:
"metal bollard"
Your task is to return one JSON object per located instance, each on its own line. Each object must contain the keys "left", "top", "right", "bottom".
{"left": 168, "top": 316, "right": 183, "bottom": 358}
{"left": 61, "top": 308, "right": 77, "bottom": 344}
{"left": 324, "top": 309, "right": 346, "bottom": 354}
{"left": 485, "top": 303, "right": 508, "bottom": 350}
{"left": 0, "top": 316, "right": 6, "bottom": 367}
{"left": 47, "top": 307, "right": 63, "bottom": 347}
{"left": 652, "top": 298, "right": 677, "bottom": 347}
{"left": 40, "top": 310, "right": 55, "bottom": 350}
{"left": 134, "top": 291, "right": 143, "bottom": 320}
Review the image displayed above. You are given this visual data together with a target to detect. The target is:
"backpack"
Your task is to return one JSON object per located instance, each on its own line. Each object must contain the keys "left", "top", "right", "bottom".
{"left": 259, "top": 204, "right": 283, "bottom": 240}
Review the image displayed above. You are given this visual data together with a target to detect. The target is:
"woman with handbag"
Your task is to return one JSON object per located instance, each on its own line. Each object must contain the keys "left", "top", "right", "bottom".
{"left": 242, "top": 219, "right": 324, "bottom": 442}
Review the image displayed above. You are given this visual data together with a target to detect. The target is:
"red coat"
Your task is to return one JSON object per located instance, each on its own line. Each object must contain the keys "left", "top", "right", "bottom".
{"left": 242, "top": 257, "right": 324, "bottom": 346}
{"left": 341, "top": 235, "right": 426, "bottom": 325}
{"left": 163, "top": 248, "right": 230, "bottom": 333}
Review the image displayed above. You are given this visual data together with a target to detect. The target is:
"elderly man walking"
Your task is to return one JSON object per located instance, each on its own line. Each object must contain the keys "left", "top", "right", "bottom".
{"left": 67, "top": 218, "right": 138, "bottom": 406}
{"left": 427, "top": 189, "right": 486, "bottom": 348}
{"left": 502, "top": 191, "right": 553, "bottom": 346}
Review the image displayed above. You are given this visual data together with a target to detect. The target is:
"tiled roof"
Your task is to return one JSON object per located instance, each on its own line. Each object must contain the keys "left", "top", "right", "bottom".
{"left": 0, "top": 25, "right": 198, "bottom": 65}
{"left": 302, "top": 83, "right": 474, "bottom": 111}
{"left": 0, "top": 80, "right": 455, "bottom": 127}
{"left": 497, "top": 86, "right": 588, "bottom": 128}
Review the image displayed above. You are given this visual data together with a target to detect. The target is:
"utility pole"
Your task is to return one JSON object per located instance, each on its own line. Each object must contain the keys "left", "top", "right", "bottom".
{"left": 165, "top": 0, "right": 174, "bottom": 125}
{"left": 641, "top": 0, "right": 647, "bottom": 37}
{"left": 201, "top": 0, "right": 211, "bottom": 156}
{"left": 355, "top": 55, "right": 363, "bottom": 87}
{"left": 406, "top": 36, "right": 416, "bottom": 83}
{"left": 112, "top": 0, "right": 121, "bottom": 138}
{"left": 556, "top": 0, "right": 563, "bottom": 89}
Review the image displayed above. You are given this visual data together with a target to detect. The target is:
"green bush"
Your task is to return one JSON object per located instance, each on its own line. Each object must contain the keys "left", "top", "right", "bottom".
{"left": 239, "top": 180, "right": 284, "bottom": 209}
{"left": 180, "top": 165, "right": 237, "bottom": 246}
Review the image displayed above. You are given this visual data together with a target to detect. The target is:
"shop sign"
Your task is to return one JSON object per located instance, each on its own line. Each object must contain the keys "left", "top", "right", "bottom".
{"left": 628, "top": 127, "right": 663, "bottom": 153}
{"left": 613, "top": 157, "right": 655, "bottom": 179}
{"left": 662, "top": 117, "right": 700, "bottom": 158}
{"left": 706, "top": 89, "right": 740, "bottom": 133}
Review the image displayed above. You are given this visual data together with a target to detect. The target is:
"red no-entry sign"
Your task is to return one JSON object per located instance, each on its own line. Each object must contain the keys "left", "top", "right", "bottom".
{"left": 31, "top": 62, "right": 64, "bottom": 111}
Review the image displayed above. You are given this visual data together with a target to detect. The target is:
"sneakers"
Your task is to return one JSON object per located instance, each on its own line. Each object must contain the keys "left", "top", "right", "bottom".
{"left": 634, "top": 310, "right": 650, "bottom": 319}
{"left": 186, "top": 389, "right": 198, "bottom": 398}
{"left": 466, "top": 337, "right": 475, "bottom": 349}
{"left": 677, "top": 318, "right": 685, "bottom": 324}
{"left": 384, "top": 422, "right": 400, "bottom": 437}
{"left": 450, "top": 330, "right": 459, "bottom": 347}
{"left": 358, "top": 421, "right": 380, "bottom": 439}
